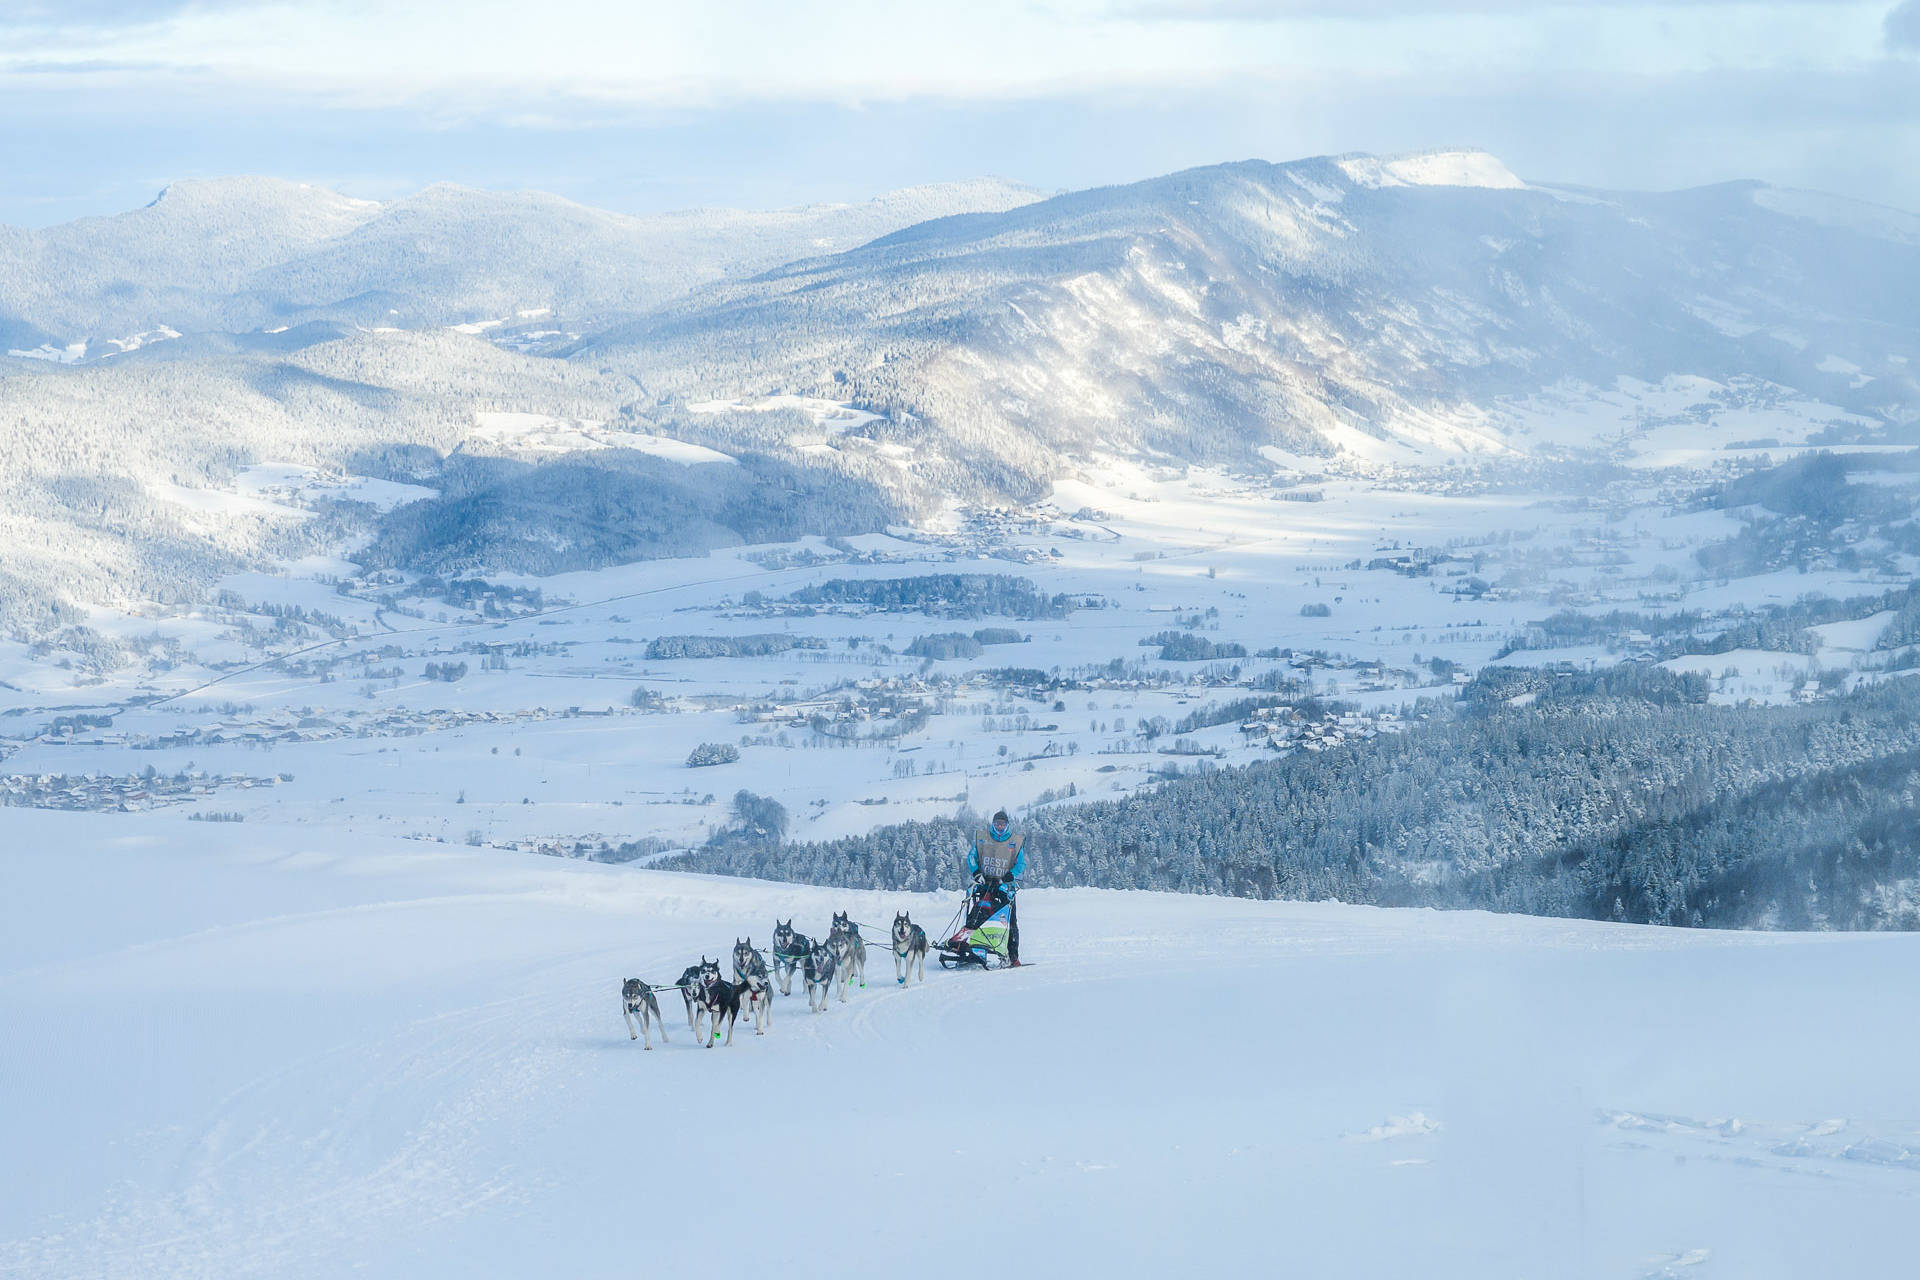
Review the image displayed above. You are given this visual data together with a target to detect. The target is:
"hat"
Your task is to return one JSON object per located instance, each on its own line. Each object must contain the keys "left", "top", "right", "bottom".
{"left": 992, "top": 809, "right": 1009, "bottom": 824}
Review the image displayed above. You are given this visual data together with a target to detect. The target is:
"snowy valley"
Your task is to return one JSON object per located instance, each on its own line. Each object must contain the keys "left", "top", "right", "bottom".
{"left": 6, "top": 146, "right": 1920, "bottom": 1276}
{"left": 6, "top": 378, "right": 1920, "bottom": 923}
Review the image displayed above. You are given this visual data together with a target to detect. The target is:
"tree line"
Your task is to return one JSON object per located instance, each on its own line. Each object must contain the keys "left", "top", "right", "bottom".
{"left": 663, "top": 663, "right": 1920, "bottom": 930}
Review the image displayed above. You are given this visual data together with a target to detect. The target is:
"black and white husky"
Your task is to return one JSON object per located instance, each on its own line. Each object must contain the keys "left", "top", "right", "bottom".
{"left": 891, "top": 911, "right": 928, "bottom": 987}
{"left": 692, "top": 961, "right": 742, "bottom": 1048}
{"left": 739, "top": 967, "right": 772, "bottom": 1036}
{"left": 675, "top": 961, "right": 707, "bottom": 1031}
{"left": 733, "top": 938, "right": 773, "bottom": 1035}
{"left": 803, "top": 938, "right": 838, "bottom": 1013}
{"left": 829, "top": 911, "right": 867, "bottom": 991}
{"left": 621, "top": 978, "right": 667, "bottom": 1048}
{"left": 771, "top": 919, "right": 815, "bottom": 997}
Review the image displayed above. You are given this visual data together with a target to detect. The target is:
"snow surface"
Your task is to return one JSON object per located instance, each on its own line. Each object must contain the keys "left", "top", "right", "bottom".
{"left": 467, "top": 412, "right": 735, "bottom": 464}
{"left": 4, "top": 810, "right": 1918, "bottom": 1278}
{"left": 688, "top": 394, "right": 884, "bottom": 436}
{"left": 7, "top": 341, "right": 88, "bottom": 364}
{"left": 1338, "top": 150, "right": 1527, "bottom": 191}
{"left": 234, "top": 462, "right": 438, "bottom": 512}
{"left": 147, "top": 481, "right": 310, "bottom": 523}
{"left": 1487, "top": 374, "right": 1875, "bottom": 467}
{"left": 7, "top": 327, "right": 182, "bottom": 364}
{"left": 1751, "top": 187, "right": 1920, "bottom": 248}
{"left": 622, "top": 434, "right": 738, "bottom": 466}
{"left": 1659, "top": 648, "right": 1817, "bottom": 704}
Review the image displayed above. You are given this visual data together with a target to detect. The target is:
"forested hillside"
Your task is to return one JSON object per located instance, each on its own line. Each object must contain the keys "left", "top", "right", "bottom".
{"left": 355, "top": 449, "right": 903, "bottom": 577}
{"left": 0, "top": 331, "right": 631, "bottom": 635}
{"left": 0, "top": 176, "right": 1041, "bottom": 345}
{"left": 666, "top": 665, "right": 1920, "bottom": 930}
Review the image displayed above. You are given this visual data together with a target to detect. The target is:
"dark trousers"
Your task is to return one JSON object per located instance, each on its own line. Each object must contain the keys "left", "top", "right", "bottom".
{"left": 1008, "top": 896, "right": 1020, "bottom": 962}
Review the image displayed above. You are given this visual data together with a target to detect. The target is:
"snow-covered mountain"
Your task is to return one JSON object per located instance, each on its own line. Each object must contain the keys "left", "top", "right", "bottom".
{"left": 0, "top": 178, "right": 382, "bottom": 350}
{"left": 0, "top": 176, "right": 1044, "bottom": 352}
{"left": 5, "top": 149, "right": 1919, "bottom": 629}
{"left": 580, "top": 149, "right": 1920, "bottom": 480}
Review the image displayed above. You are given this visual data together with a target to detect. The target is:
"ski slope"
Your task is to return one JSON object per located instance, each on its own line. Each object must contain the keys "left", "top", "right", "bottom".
{"left": 4, "top": 813, "right": 1918, "bottom": 1278}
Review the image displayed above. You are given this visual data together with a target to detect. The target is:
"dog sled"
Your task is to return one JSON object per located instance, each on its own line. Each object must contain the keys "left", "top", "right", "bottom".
{"left": 934, "top": 878, "right": 1017, "bottom": 970}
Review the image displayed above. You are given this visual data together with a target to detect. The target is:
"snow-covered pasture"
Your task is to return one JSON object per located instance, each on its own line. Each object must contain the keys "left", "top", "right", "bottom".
{"left": 1494, "top": 374, "right": 1879, "bottom": 467}
{"left": 233, "top": 462, "right": 438, "bottom": 513}
{"left": 3, "top": 811, "right": 1917, "bottom": 1278}
{"left": 467, "top": 411, "right": 736, "bottom": 464}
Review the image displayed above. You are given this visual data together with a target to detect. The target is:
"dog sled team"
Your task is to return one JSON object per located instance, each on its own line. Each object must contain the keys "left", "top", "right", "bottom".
{"left": 618, "top": 911, "right": 909, "bottom": 1049}
{"left": 620, "top": 810, "right": 1028, "bottom": 1049}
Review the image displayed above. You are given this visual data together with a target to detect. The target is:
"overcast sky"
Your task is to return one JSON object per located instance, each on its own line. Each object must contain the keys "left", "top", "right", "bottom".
{"left": 2, "top": 0, "right": 1916, "bottom": 225}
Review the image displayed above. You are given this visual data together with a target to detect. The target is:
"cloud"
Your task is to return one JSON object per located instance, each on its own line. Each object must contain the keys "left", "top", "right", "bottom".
{"left": 0, "top": 1, "right": 1914, "bottom": 227}
{"left": 8, "top": 59, "right": 191, "bottom": 75}
{"left": 4, "top": 55, "right": 1916, "bottom": 229}
{"left": 0, "top": 0, "right": 1887, "bottom": 116}
{"left": 0, "top": 2, "right": 199, "bottom": 30}
{"left": 1888, "top": 0, "right": 1920, "bottom": 50}
{"left": 1122, "top": 0, "right": 1862, "bottom": 17}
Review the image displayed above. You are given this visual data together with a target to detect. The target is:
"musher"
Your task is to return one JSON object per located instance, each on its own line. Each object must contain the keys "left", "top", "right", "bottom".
{"left": 967, "top": 809, "right": 1027, "bottom": 965}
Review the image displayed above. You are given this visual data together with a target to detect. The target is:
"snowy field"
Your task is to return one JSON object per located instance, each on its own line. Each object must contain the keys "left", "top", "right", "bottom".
{"left": 4, "top": 810, "right": 1917, "bottom": 1278}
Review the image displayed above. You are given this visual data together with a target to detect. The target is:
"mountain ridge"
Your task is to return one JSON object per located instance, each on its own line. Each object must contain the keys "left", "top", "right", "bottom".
{"left": 572, "top": 150, "right": 1920, "bottom": 483}
{"left": 4, "top": 150, "right": 1918, "bottom": 631}
{"left": 0, "top": 175, "right": 1046, "bottom": 350}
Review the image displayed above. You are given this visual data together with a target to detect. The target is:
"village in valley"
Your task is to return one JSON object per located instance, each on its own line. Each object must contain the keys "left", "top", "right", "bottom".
{"left": 5, "top": 375, "right": 1914, "bottom": 860}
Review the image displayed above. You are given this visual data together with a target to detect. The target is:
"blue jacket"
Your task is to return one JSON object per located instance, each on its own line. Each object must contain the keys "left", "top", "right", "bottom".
{"left": 968, "top": 827, "right": 1027, "bottom": 890}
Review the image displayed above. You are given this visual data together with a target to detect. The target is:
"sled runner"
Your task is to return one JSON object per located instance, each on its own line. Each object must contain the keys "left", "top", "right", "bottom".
{"left": 934, "top": 878, "right": 1017, "bottom": 970}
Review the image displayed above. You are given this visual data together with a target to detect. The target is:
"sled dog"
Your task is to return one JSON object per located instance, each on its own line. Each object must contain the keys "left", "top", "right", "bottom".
{"left": 829, "top": 911, "right": 867, "bottom": 990}
{"left": 891, "top": 912, "right": 928, "bottom": 986}
{"left": 692, "top": 960, "right": 742, "bottom": 1047}
{"left": 733, "top": 938, "right": 773, "bottom": 1034}
{"left": 733, "top": 937, "right": 770, "bottom": 984}
{"left": 803, "top": 939, "right": 838, "bottom": 1013}
{"left": 825, "top": 926, "right": 855, "bottom": 1003}
{"left": 675, "top": 961, "right": 707, "bottom": 1031}
{"left": 740, "top": 966, "right": 772, "bottom": 1036}
{"left": 620, "top": 978, "right": 667, "bottom": 1048}
{"left": 771, "top": 920, "right": 815, "bottom": 997}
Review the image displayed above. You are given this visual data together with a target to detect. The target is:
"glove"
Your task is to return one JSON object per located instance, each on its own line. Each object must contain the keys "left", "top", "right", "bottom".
{"left": 999, "top": 873, "right": 1012, "bottom": 887}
